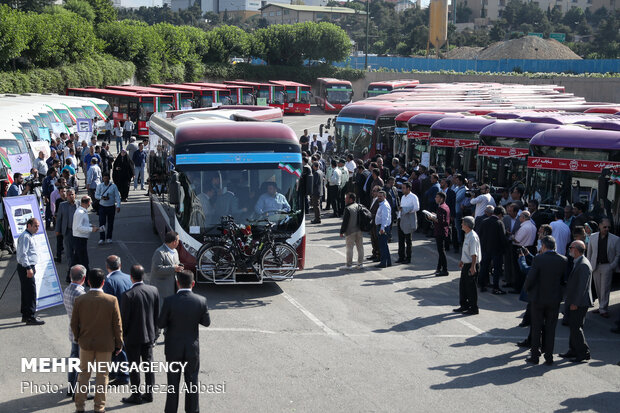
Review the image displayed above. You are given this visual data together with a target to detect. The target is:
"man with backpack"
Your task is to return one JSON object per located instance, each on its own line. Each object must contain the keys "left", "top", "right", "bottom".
{"left": 340, "top": 193, "right": 365, "bottom": 269}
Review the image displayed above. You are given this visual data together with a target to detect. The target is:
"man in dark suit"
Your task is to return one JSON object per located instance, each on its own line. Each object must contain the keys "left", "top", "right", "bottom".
{"left": 121, "top": 265, "right": 160, "bottom": 405}
{"left": 523, "top": 236, "right": 568, "bottom": 365}
{"left": 71, "top": 268, "right": 123, "bottom": 413}
{"left": 158, "top": 270, "right": 210, "bottom": 413}
{"left": 502, "top": 203, "right": 521, "bottom": 290}
{"left": 56, "top": 188, "right": 77, "bottom": 282}
{"left": 560, "top": 240, "right": 593, "bottom": 363}
{"left": 478, "top": 206, "right": 507, "bottom": 294}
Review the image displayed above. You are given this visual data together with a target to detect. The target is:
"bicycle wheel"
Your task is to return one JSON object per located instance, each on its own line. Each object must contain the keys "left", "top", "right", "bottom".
{"left": 261, "top": 243, "right": 298, "bottom": 279}
{"left": 197, "top": 245, "right": 235, "bottom": 281}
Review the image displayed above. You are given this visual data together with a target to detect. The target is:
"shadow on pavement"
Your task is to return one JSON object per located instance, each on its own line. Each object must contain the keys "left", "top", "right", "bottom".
{"left": 555, "top": 392, "right": 618, "bottom": 413}
{"left": 373, "top": 312, "right": 465, "bottom": 333}
{"left": 0, "top": 390, "right": 72, "bottom": 413}
{"left": 195, "top": 282, "right": 283, "bottom": 310}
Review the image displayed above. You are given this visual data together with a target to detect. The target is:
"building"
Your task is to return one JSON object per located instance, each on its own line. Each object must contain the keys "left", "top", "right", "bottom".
{"left": 452, "top": 0, "right": 613, "bottom": 22}
{"left": 260, "top": 3, "right": 365, "bottom": 25}
{"left": 114, "top": 0, "right": 164, "bottom": 7}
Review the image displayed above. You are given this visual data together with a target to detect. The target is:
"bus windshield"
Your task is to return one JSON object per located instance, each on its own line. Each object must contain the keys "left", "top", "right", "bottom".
{"left": 326, "top": 89, "right": 353, "bottom": 104}
{"left": 70, "top": 107, "right": 88, "bottom": 119}
{"left": 336, "top": 122, "right": 372, "bottom": 157}
{"left": 176, "top": 165, "right": 302, "bottom": 237}
{"left": 285, "top": 90, "right": 310, "bottom": 104}
{"left": 12, "top": 132, "right": 28, "bottom": 152}
{"left": 201, "top": 95, "right": 214, "bottom": 107}
{"left": 0, "top": 138, "right": 22, "bottom": 155}
{"left": 139, "top": 103, "right": 154, "bottom": 121}
{"left": 55, "top": 109, "right": 74, "bottom": 126}
{"left": 181, "top": 98, "right": 194, "bottom": 110}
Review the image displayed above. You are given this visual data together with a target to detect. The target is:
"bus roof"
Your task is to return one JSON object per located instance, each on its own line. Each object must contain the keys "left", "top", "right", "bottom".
{"left": 408, "top": 112, "right": 465, "bottom": 126}
{"left": 517, "top": 113, "right": 612, "bottom": 124}
{"left": 151, "top": 84, "right": 228, "bottom": 92}
{"left": 224, "top": 80, "right": 273, "bottom": 88}
{"left": 173, "top": 122, "right": 297, "bottom": 146}
{"left": 317, "top": 78, "right": 353, "bottom": 86}
{"left": 108, "top": 85, "right": 193, "bottom": 95}
{"left": 530, "top": 128, "right": 620, "bottom": 150}
{"left": 67, "top": 87, "right": 169, "bottom": 98}
{"left": 584, "top": 107, "right": 620, "bottom": 114}
{"left": 431, "top": 116, "right": 496, "bottom": 132}
{"left": 395, "top": 111, "right": 441, "bottom": 122}
{"left": 368, "top": 80, "right": 419, "bottom": 88}
{"left": 480, "top": 121, "right": 563, "bottom": 139}
{"left": 269, "top": 80, "right": 311, "bottom": 88}
{"left": 574, "top": 118, "right": 620, "bottom": 131}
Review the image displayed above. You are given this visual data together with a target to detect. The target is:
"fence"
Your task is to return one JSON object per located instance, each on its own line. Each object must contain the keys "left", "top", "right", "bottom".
{"left": 335, "top": 56, "right": 620, "bottom": 74}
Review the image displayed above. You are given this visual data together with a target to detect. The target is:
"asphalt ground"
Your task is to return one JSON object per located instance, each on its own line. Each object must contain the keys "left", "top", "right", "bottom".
{"left": 0, "top": 109, "right": 618, "bottom": 413}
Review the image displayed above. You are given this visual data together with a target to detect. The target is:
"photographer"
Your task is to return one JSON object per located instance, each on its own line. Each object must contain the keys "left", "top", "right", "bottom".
{"left": 469, "top": 184, "right": 496, "bottom": 219}
{"left": 6, "top": 173, "right": 28, "bottom": 197}
{"left": 95, "top": 173, "right": 121, "bottom": 245}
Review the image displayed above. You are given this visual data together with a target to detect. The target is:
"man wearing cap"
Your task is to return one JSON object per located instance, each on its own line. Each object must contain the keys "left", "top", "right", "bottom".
{"left": 454, "top": 216, "right": 481, "bottom": 315}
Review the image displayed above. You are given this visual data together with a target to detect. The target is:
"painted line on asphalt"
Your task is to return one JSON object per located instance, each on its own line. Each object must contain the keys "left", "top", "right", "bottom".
{"left": 281, "top": 291, "right": 339, "bottom": 337}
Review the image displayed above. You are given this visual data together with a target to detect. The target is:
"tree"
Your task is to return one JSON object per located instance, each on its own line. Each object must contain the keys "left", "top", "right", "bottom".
{"left": 83, "top": 0, "right": 115, "bottom": 25}
{"left": 204, "top": 25, "right": 251, "bottom": 63}
{"left": 456, "top": 3, "right": 473, "bottom": 24}
{"left": 0, "top": 0, "right": 54, "bottom": 12}
{"left": 489, "top": 23, "right": 506, "bottom": 42}
{"left": 0, "top": 5, "right": 30, "bottom": 69}
{"left": 64, "top": 0, "right": 96, "bottom": 22}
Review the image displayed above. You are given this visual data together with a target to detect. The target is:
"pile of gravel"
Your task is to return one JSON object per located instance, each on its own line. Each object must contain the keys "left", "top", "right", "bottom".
{"left": 476, "top": 36, "right": 581, "bottom": 60}
{"left": 446, "top": 46, "right": 484, "bottom": 59}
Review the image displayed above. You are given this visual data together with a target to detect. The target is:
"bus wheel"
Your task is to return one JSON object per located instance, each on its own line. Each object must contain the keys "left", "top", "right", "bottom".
{"left": 197, "top": 245, "right": 235, "bottom": 281}
{"left": 261, "top": 243, "right": 297, "bottom": 280}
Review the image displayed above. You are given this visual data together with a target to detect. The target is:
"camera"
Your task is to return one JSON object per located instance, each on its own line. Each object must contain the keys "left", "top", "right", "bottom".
{"left": 102, "top": 195, "right": 109, "bottom": 201}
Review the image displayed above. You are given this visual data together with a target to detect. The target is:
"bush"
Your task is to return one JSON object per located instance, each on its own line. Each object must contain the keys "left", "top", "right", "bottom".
{"left": 0, "top": 54, "right": 135, "bottom": 94}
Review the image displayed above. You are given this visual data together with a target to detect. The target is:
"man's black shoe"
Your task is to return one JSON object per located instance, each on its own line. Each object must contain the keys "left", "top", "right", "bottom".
{"left": 453, "top": 307, "right": 468, "bottom": 313}
{"left": 610, "top": 327, "right": 620, "bottom": 334}
{"left": 310, "top": 220, "right": 321, "bottom": 224}
{"left": 372, "top": 257, "right": 381, "bottom": 262}
{"left": 402, "top": 259, "right": 411, "bottom": 264}
{"left": 480, "top": 286, "right": 487, "bottom": 293}
{"left": 492, "top": 289, "right": 506, "bottom": 295}
{"left": 25, "top": 317, "right": 45, "bottom": 325}
{"left": 571, "top": 355, "right": 590, "bottom": 363}
{"left": 375, "top": 264, "right": 387, "bottom": 268}
{"left": 465, "top": 308, "right": 479, "bottom": 315}
{"left": 544, "top": 356, "right": 554, "bottom": 366}
{"left": 525, "top": 356, "right": 539, "bottom": 365}
{"left": 366, "top": 255, "right": 375, "bottom": 260}
{"left": 141, "top": 393, "right": 153, "bottom": 403}
{"left": 559, "top": 351, "right": 576, "bottom": 358}
{"left": 435, "top": 271, "right": 449, "bottom": 277}
{"left": 502, "top": 283, "right": 513, "bottom": 288}
{"left": 517, "top": 340, "right": 530, "bottom": 348}
{"left": 121, "top": 394, "right": 142, "bottom": 405}
{"left": 395, "top": 258, "right": 405, "bottom": 264}
{"left": 108, "top": 378, "right": 129, "bottom": 386}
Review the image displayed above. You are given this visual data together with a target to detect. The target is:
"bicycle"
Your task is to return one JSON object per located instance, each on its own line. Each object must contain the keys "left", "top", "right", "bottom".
{"left": 196, "top": 215, "right": 298, "bottom": 283}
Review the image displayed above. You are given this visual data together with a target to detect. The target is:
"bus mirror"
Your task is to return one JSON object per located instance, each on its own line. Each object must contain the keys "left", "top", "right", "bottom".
{"left": 168, "top": 173, "right": 180, "bottom": 205}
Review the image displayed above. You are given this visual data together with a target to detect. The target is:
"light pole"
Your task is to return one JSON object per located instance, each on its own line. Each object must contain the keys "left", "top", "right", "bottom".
{"left": 365, "top": 0, "right": 370, "bottom": 71}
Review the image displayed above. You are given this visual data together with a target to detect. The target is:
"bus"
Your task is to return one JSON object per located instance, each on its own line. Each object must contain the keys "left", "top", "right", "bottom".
{"left": 574, "top": 117, "right": 620, "bottom": 131}
{"left": 314, "top": 78, "right": 353, "bottom": 113}
{"left": 151, "top": 83, "right": 231, "bottom": 108}
{"left": 224, "top": 81, "right": 286, "bottom": 110}
{"left": 526, "top": 128, "right": 620, "bottom": 225}
{"left": 67, "top": 88, "right": 175, "bottom": 138}
{"left": 429, "top": 117, "right": 496, "bottom": 178}
{"left": 107, "top": 85, "right": 195, "bottom": 110}
{"left": 366, "top": 80, "right": 419, "bottom": 97}
{"left": 404, "top": 112, "right": 465, "bottom": 165}
{"left": 184, "top": 82, "right": 254, "bottom": 105}
{"left": 392, "top": 110, "right": 441, "bottom": 159}
{"left": 269, "top": 80, "right": 311, "bottom": 115}
{"left": 148, "top": 107, "right": 305, "bottom": 284}
{"left": 477, "top": 121, "right": 563, "bottom": 188}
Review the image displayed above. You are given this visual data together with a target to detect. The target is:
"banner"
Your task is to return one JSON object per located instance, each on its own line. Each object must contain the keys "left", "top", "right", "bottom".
{"left": 51, "top": 122, "right": 66, "bottom": 138}
{"left": 38, "top": 127, "right": 51, "bottom": 143}
{"left": 76, "top": 118, "right": 92, "bottom": 142}
{"left": 477, "top": 146, "right": 529, "bottom": 158}
{"left": 8, "top": 153, "right": 33, "bottom": 175}
{"left": 29, "top": 141, "right": 51, "bottom": 161}
{"left": 407, "top": 131, "right": 430, "bottom": 140}
{"left": 3, "top": 195, "right": 63, "bottom": 311}
{"left": 257, "top": 98, "right": 267, "bottom": 106}
{"left": 528, "top": 157, "right": 620, "bottom": 173}
{"left": 429, "top": 138, "right": 478, "bottom": 148}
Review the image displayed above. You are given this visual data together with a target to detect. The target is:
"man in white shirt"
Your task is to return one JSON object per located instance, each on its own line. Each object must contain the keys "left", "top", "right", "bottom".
{"left": 114, "top": 123, "right": 124, "bottom": 153}
{"left": 72, "top": 196, "right": 100, "bottom": 271}
{"left": 470, "top": 184, "right": 496, "bottom": 218}
{"left": 550, "top": 209, "right": 571, "bottom": 256}
{"left": 375, "top": 190, "right": 392, "bottom": 268}
{"left": 327, "top": 159, "right": 342, "bottom": 217}
{"left": 33, "top": 151, "right": 48, "bottom": 176}
{"left": 123, "top": 118, "right": 134, "bottom": 146}
{"left": 105, "top": 118, "right": 114, "bottom": 143}
{"left": 397, "top": 182, "right": 420, "bottom": 264}
{"left": 454, "top": 216, "right": 482, "bottom": 315}
{"left": 345, "top": 155, "right": 356, "bottom": 176}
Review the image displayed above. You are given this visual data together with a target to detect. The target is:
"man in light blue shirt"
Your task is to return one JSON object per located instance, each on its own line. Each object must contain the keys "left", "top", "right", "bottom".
{"left": 95, "top": 173, "right": 121, "bottom": 244}
{"left": 255, "top": 182, "right": 291, "bottom": 215}
{"left": 375, "top": 190, "right": 392, "bottom": 268}
{"left": 16, "top": 218, "right": 44, "bottom": 325}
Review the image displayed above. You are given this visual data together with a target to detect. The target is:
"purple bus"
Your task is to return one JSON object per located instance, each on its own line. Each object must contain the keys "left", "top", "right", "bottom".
{"left": 429, "top": 117, "right": 496, "bottom": 178}
{"left": 517, "top": 113, "right": 610, "bottom": 125}
{"left": 404, "top": 112, "right": 466, "bottom": 164}
{"left": 478, "top": 121, "right": 564, "bottom": 188}
{"left": 574, "top": 116, "right": 620, "bottom": 132}
{"left": 527, "top": 128, "right": 620, "bottom": 223}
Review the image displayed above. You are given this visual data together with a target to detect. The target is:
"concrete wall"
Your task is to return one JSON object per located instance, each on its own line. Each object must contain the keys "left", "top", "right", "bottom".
{"left": 349, "top": 72, "right": 620, "bottom": 104}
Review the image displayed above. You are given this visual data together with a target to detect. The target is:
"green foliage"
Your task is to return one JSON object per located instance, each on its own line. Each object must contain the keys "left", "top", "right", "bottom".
{"left": 83, "top": 0, "right": 115, "bottom": 25}
{"left": 64, "top": 0, "right": 96, "bottom": 22}
{"left": 0, "top": 5, "right": 30, "bottom": 69}
{"left": 0, "top": 54, "right": 135, "bottom": 93}
{"left": 0, "top": 0, "right": 54, "bottom": 12}
{"left": 204, "top": 25, "right": 251, "bottom": 63}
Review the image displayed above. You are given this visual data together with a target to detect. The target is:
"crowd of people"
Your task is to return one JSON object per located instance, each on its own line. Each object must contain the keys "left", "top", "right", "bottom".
{"left": 299, "top": 130, "right": 620, "bottom": 365}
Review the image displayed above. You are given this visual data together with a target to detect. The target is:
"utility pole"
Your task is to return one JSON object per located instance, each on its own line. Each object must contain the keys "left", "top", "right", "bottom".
{"left": 365, "top": 0, "right": 370, "bottom": 71}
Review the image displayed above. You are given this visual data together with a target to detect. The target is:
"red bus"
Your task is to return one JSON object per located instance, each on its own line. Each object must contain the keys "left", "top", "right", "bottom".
{"left": 366, "top": 79, "right": 419, "bottom": 97}
{"left": 269, "top": 80, "right": 311, "bottom": 115}
{"left": 314, "top": 78, "right": 353, "bottom": 113}
{"left": 224, "top": 80, "right": 286, "bottom": 110}
{"left": 184, "top": 82, "right": 254, "bottom": 105}
{"left": 107, "top": 85, "right": 195, "bottom": 110}
{"left": 66, "top": 87, "right": 174, "bottom": 138}
{"left": 151, "top": 83, "right": 231, "bottom": 108}
{"left": 148, "top": 107, "right": 304, "bottom": 284}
